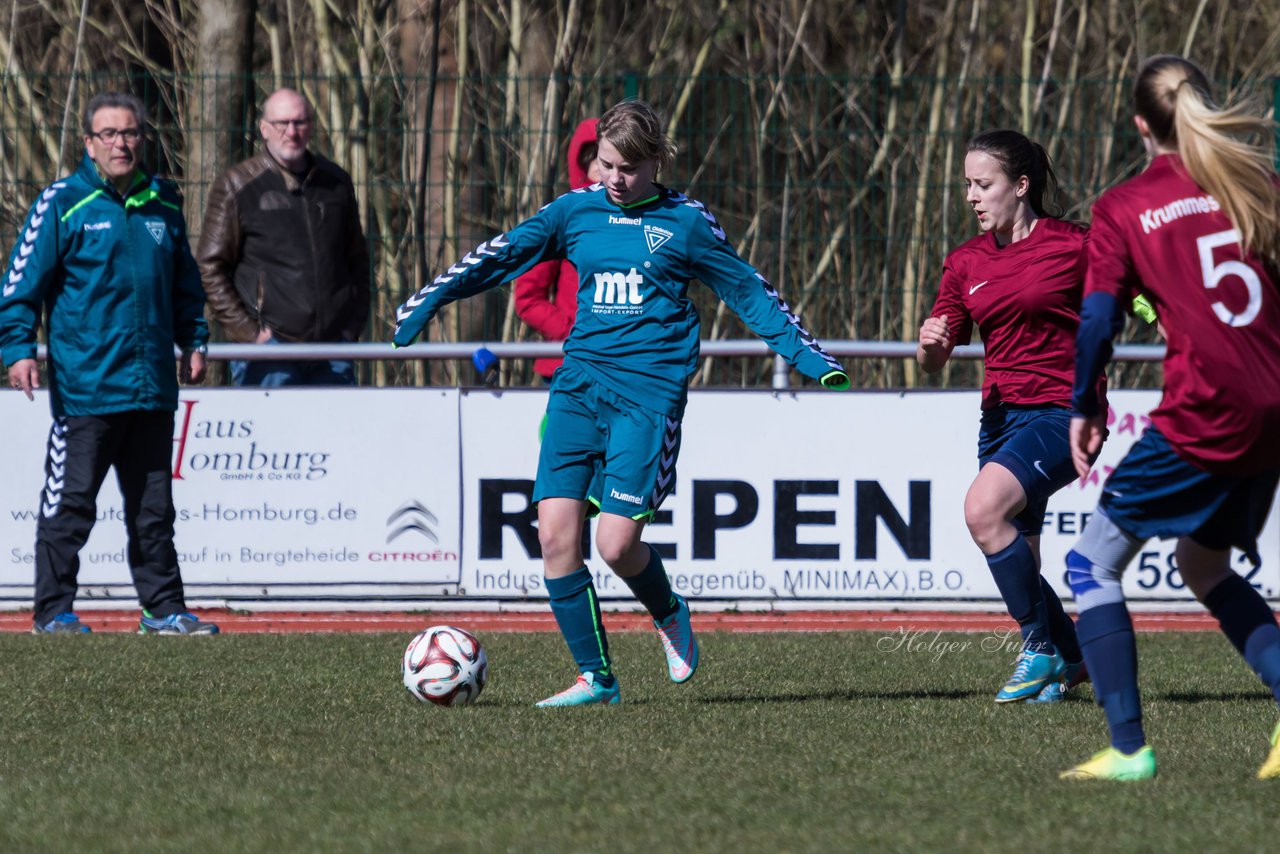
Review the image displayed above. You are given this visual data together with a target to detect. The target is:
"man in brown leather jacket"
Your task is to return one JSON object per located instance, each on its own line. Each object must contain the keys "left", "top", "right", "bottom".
{"left": 197, "top": 88, "right": 370, "bottom": 386}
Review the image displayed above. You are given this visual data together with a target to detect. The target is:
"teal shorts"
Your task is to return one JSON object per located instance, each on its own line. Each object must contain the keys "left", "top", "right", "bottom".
{"left": 533, "top": 364, "right": 682, "bottom": 519}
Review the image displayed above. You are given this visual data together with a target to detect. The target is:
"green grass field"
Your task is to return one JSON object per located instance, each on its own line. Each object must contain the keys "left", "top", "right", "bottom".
{"left": 1, "top": 630, "right": 1276, "bottom": 852}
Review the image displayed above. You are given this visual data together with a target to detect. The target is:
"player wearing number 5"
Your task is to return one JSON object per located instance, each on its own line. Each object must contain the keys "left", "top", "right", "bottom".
{"left": 1061, "top": 55, "right": 1280, "bottom": 781}
{"left": 918, "top": 130, "right": 1097, "bottom": 704}
{"left": 395, "top": 100, "right": 849, "bottom": 707}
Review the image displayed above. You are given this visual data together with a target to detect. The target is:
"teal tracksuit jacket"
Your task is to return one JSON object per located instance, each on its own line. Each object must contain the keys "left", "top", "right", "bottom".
{"left": 395, "top": 183, "right": 846, "bottom": 416}
{"left": 0, "top": 154, "right": 208, "bottom": 417}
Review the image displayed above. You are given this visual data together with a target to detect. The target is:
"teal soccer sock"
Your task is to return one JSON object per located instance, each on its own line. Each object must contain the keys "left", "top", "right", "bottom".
{"left": 546, "top": 567, "right": 613, "bottom": 684}
{"left": 619, "top": 545, "right": 678, "bottom": 622}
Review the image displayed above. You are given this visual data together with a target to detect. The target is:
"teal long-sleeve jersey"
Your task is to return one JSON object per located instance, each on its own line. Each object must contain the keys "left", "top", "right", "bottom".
{"left": 395, "top": 184, "right": 847, "bottom": 416}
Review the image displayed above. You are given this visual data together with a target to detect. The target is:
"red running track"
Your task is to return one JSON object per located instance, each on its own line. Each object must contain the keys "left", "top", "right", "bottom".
{"left": 0, "top": 609, "right": 1221, "bottom": 634}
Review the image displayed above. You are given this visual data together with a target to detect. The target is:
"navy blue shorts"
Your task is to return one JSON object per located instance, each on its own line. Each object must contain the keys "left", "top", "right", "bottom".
{"left": 1100, "top": 426, "right": 1279, "bottom": 564}
{"left": 977, "top": 405, "right": 1077, "bottom": 537}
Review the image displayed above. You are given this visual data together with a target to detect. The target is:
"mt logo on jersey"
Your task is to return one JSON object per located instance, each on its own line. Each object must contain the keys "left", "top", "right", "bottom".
{"left": 592, "top": 268, "right": 645, "bottom": 315}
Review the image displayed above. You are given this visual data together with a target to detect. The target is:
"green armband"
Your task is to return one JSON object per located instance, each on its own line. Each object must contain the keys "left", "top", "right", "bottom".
{"left": 820, "top": 370, "right": 850, "bottom": 391}
{"left": 1132, "top": 294, "right": 1157, "bottom": 325}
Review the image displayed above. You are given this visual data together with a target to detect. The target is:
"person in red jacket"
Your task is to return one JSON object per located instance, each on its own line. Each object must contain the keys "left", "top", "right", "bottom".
{"left": 514, "top": 118, "right": 601, "bottom": 382}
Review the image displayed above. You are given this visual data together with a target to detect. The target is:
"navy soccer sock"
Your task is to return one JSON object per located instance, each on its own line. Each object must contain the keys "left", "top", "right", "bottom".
{"left": 546, "top": 567, "right": 613, "bottom": 686}
{"left": 1077, "top": 602, "right": 1145, "bottom": 753}
{"left": 1040, "top": 576, "right": 1083, "bottom": 663}
{"left": 618, "top": 545, "right": 678, "bottom": 622}
{"left": 986, "top": 536, "right": 1053, "bottom": 654}
{"left": 1203, "top": 573, "right": 1280, "bottom": 706}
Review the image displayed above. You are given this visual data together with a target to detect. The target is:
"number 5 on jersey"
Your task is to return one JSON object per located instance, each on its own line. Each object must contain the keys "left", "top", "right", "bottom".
{"left": 1197, "top": 229, "right": 1262, "bottom": 327}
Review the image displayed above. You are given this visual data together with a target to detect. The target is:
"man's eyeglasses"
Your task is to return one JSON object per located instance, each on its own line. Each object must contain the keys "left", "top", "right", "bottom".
{"left": 89, "top": 128, "right": 142, "bottom": 144}
{"left": 265, "top": 119, "right": 311, "bottom": 132}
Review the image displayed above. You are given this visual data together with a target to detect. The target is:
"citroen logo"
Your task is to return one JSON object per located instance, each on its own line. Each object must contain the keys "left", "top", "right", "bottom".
{"left": 386, "top": 500, "right": 439, "bottom": 544}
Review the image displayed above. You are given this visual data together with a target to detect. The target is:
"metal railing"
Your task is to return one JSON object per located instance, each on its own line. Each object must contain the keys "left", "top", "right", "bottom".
{"left": 34, "top": 339, "right": 1167, "bottom": 390}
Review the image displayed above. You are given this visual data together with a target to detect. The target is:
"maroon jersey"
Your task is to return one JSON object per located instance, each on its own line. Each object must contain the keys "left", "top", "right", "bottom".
{"left": 1085, "top": 153, "right": 1280, "bottom": 474}
{"left": 931, "top": 216, "right": 1095, "bottom": 409}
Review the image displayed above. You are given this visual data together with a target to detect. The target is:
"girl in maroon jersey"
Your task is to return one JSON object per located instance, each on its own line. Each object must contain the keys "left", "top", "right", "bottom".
{"left": 1061, "top": 55, "right": 1280, "bottom": 781}
{"left": 918, "top": 130, "right": 1096, "bottom": 704}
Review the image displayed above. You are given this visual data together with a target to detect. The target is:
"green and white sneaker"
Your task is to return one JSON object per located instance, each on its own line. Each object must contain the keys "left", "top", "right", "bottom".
{"left": 1060, "top": 745, "right": 1157, "bottom": 781}
{"left": 535, "top": 672, "right": 621, "bottom": 707}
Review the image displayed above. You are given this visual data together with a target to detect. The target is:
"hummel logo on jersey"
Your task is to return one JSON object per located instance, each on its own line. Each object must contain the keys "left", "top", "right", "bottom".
{"left": 592, "top": 268, "right": 644, "bottom": 315}
{"left": 969, "top": 280, "right": 988, "bottom": 295}
{"left": 83, "top": 221, "right": 112, "bottom": 232}
{"left": 610, "top": 488, "right": 644, "bottom": 505}
{"left": 609, "top": 214, "right": 641, "bottom": 226}
{"left": 145, "top": 221, "right": 165, "bottom": 245}
{"left": 644, "top": 224, "right": 674, "bottom": 253}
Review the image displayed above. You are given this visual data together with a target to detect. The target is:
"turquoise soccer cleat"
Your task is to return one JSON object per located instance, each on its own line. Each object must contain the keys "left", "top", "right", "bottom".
{"left": 535, "top": 671, "right": 621, "bottom": 707}
{"left": 995, "top": 649, "right": 1065, "bottom": 703}
{"left": 1028, "top": 658, "right": 1087, "bottom": 704}
{"left": 654, "top": 594, "right": 699, "bottom": 683}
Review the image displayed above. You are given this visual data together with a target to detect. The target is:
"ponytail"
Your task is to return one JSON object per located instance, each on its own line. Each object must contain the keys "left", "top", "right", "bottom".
{"left": 1135, "top": 55, "right": 1280, "bottom": 265}
{"left": 1027, "top": 141, "right": 1061, "bottom": 218}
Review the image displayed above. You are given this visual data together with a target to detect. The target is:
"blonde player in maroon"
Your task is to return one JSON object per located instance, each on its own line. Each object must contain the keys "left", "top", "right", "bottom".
{"left": 1062, "top": 55, "right": 1280, "bottom": 781}
{"left": 918, "top": 130, "right": 1096, "bottom": 703}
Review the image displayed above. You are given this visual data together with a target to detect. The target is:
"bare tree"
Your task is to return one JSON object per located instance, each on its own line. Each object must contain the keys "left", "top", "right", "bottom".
{"left": 192, "top": 0, "right": 256, "bottom": 229}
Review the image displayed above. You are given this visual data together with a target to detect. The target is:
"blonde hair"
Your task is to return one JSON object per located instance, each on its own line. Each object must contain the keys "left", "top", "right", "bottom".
{"left": 596, "top": 100, "right": 677, "bottom": 171}
{"left": 1134, "top": 54, "right": 1280, "bottom": 265}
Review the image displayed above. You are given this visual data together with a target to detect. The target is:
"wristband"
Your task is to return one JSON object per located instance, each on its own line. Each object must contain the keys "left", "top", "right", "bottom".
{"left": 820, "top": 370, "right": 850, "bottom": 391}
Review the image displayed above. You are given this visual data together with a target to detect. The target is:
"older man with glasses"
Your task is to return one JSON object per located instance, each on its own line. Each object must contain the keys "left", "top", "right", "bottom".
{"left": 197, "top": 87, "right": 371, "bottom": 386}
{"left": 0, "top": 91, "right": 218, "bottom": 635}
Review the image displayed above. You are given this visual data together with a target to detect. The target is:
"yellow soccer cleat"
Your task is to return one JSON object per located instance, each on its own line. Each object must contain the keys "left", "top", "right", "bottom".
{"left": 1258, "top": 721, "right": 1280, "bottom": 780}
{"left": 1060, "top": 745, "right": 1156, "bottom": 781}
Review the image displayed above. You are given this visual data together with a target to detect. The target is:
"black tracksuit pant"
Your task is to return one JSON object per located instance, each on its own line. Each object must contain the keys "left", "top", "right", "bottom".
{"left": 34, "top": 410, "right": 188, "bottom": 625}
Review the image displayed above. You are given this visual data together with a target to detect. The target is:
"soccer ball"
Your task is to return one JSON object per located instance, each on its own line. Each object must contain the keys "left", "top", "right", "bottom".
{"left": 402, "top": 625, "right": 488, "bottom": 707}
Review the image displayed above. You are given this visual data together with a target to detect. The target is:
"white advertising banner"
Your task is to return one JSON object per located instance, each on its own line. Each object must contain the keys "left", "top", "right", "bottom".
{"left": 1, "top": 389, "right": 463, "bottom": 603}
{"left": 461, "top": 389, "right": 1280, "bottom": 604}
{"left": 2, "top": 387, "right": 1277, "bottom": 605}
